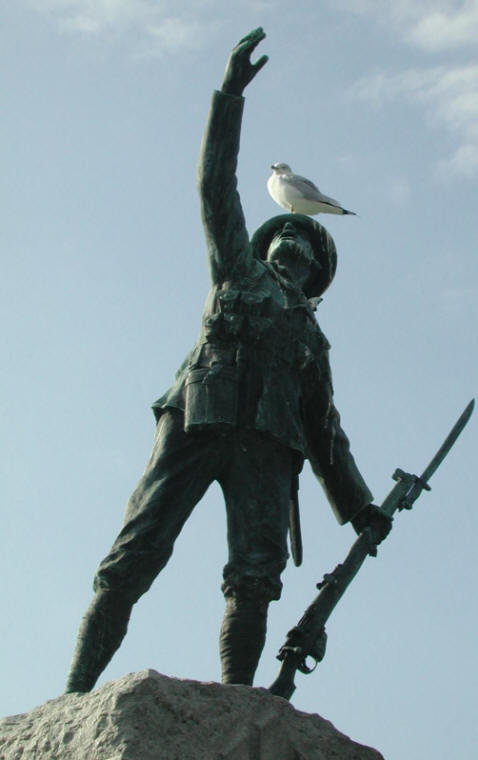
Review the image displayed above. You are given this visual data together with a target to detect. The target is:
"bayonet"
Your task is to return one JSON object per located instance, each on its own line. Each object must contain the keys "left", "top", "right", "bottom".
{"left": 381, "top": 398, "right": 475, "bottom": 514}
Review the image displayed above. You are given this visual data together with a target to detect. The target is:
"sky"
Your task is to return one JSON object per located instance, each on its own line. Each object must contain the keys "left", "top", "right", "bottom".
{"left": 1, "top": 1, "right": 477, "bottom": 758}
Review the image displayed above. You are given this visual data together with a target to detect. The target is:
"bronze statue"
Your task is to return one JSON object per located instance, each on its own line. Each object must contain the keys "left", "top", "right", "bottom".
{"left": 65, "top": 28, "right": 390, "bottom": 694}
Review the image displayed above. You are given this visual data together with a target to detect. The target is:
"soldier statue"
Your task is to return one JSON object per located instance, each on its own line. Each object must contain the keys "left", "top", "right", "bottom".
{"left": 65, "top": 28, "right": 390, "bottom": 693}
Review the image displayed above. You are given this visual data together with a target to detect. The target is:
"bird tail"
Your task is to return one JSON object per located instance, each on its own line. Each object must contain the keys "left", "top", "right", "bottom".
{"left": 343, "top": 209, "right": 357, "bottom": 216}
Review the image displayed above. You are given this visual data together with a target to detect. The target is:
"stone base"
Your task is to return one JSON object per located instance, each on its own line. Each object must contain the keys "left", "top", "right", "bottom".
{"left": 0, "top": 670, "right": 384, "bottom": 759}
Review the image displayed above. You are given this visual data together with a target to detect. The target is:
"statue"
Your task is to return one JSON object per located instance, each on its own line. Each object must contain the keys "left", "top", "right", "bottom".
{"left": 65, "top": 27, "right": 391, "bottom": 694}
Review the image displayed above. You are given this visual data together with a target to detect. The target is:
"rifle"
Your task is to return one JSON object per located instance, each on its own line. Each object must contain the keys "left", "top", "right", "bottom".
{"left": 269, "top": 400, "right": 474, "bottom": 701}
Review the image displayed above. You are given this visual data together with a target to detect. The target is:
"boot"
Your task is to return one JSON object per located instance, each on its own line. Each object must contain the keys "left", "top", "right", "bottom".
{"left": 65, "top": 589, "right": 133, "bottom": 693}
{"left": 219, "top": 596, "right": 268, "bottom": 685}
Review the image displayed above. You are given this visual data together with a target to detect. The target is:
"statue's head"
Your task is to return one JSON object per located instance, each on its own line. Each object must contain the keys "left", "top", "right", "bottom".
{"left": 251, "top": 214, "right": 337, "bottom": 298}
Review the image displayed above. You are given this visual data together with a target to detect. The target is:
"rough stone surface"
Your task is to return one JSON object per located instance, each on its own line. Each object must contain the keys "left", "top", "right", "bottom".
{"left": 0, "top": 670, "right": 384, "bottom": 760}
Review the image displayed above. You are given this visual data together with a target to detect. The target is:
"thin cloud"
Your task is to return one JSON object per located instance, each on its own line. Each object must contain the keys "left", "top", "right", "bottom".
{"left": 31, "top": 0, "right": 155, "bottom": 34}
{"left": 442, "top": 284, "right": 478, "bottom": 312}
{"left": 335, "top": 0, "right": 478, "bottom": 51}
{"left": 336, "top": 2, "right": 478, "bottom": 177}
{"left": 28, "top": 0, "right": 218, "bottom": 53}
{"left": 408, "top": 1, "right": 478, "bottom": 51}
{"left": 388, "top": 177, "right": 412, "bottom": 205}
{"left": 436, "top": 143, "right": 478, "bottom": 179}
{"left": 146, "top": 17, "right": 214, "bottom": 55}
{"left": 351, "top": 65, "right": 478, "bottom": 179}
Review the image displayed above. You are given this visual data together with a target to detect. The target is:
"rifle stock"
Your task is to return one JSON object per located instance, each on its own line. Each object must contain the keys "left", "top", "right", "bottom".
{"left": 269, "top": 530, "right": 373, "bottom": 698}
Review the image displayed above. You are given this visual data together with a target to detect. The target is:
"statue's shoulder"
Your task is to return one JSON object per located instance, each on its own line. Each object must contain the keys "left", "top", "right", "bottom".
{"left": 231, "top": 255, "right": 271, "bottom": 289}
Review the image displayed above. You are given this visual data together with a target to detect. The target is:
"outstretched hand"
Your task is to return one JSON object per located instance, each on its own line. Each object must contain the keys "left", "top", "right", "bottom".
{"left": 221, "top": 27, "right": 268, "bottom": 97}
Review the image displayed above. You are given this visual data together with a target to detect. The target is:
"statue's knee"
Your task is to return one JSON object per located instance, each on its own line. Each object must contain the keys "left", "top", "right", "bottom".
{"left": 90, "top": 585, "right": 138, "bottom": 619}
{"left": 221, "top": 572, "right": 282, "bottom": 604}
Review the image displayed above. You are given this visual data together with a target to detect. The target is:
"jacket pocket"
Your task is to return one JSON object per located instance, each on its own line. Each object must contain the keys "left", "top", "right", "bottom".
{"left": 184, "top": 365, "right": 239, "bottom": 433}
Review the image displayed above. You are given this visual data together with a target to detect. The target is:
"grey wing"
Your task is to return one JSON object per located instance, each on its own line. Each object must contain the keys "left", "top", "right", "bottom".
{"left": 290, "top": 174, "right": 321, "bottom": 197}
{"left": 288, "top": 174, "right": 341, "bottom": 206}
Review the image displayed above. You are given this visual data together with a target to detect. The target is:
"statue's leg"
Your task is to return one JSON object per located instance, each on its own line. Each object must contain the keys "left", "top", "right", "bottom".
{"left": 218, "top": 431, "right": 297, "bottom": 685}
{"left": 219, "top": 593, "right": 268, "bottom": 686}
{"left": 65, "top": 409, "right": 219, "bottom": 693}
{"left": 65, "top": 589, "right": 133, "bottom": 693}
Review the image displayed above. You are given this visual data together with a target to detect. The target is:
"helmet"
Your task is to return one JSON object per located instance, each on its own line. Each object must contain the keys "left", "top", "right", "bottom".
{"left": 250, "top": 214, "right": 337, "bottom": 298}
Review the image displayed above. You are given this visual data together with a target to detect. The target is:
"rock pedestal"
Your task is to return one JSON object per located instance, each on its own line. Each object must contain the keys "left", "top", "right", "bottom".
{"left": 0, "top": 670, "right": 384, "bottom": 759}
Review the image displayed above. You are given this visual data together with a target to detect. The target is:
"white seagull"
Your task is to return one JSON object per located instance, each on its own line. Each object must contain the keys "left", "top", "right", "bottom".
{"left": 267, "top": 162, "right": 356, "bottom": 216}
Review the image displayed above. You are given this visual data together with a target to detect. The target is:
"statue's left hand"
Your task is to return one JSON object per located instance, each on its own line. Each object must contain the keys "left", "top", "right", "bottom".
{"left": 221, "top": 27, "right": 268, "bottom": 96}
{"left": 351, "top": 504, "right": 392, "bottom": 544}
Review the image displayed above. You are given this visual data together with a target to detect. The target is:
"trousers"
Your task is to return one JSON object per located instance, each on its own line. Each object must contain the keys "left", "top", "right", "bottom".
{"left": 94, "top": 408, "right": 297, "bottom": 604}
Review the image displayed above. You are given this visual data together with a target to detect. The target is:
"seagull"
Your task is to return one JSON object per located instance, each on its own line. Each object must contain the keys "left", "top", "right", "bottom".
{"left": 267, "top": 163, "right": 356, "bottom": 216}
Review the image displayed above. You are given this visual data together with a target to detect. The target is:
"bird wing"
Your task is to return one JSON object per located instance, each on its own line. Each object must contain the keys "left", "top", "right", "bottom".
{"left": 286, "top": 174, "right": 342, "bottom": 207}
{"left": 290, "top": 174, "right": 321, "bottom": 195}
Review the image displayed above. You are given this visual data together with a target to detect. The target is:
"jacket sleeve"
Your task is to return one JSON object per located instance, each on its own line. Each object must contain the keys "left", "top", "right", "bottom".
{"left": 197, "top": 90, "right": 253, "bottom": 285}
{"left": 303, "top": 348, "right": 373, "bottom": 525}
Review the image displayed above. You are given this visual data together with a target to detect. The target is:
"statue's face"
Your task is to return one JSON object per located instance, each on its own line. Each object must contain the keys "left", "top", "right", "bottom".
{"left": 266, "top": 222, "right": 315, "bottom": 289}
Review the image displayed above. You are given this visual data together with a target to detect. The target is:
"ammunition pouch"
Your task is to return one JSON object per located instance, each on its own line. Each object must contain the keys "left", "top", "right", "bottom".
{"left": 184, "top": 364, "right": 239, "bottom": 433}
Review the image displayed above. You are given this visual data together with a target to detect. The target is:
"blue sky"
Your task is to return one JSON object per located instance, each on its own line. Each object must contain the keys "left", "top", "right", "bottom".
{"left": 1, "top": 2, "right": 477, "bottom": 758}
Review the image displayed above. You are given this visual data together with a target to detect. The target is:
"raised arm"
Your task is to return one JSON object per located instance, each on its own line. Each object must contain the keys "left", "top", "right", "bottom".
{"left": 197, "top": 28, "right": 268, "bottom": 284}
